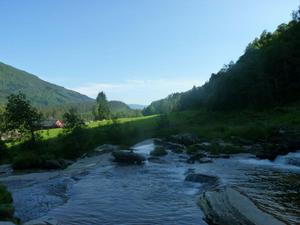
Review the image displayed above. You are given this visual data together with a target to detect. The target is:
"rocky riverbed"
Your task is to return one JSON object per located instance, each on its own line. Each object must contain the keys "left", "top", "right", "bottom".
{"left": 0, "top": 138, "right": 299, "bottom": 225}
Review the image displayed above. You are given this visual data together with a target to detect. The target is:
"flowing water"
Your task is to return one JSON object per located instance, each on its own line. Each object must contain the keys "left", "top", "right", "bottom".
{"left": 0, "top": 140, "right": 300, "bottom": 225}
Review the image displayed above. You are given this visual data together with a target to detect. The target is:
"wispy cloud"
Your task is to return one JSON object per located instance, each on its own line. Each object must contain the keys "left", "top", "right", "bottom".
{"left": 71, "top": 78, "right": 205, "bottom": 105}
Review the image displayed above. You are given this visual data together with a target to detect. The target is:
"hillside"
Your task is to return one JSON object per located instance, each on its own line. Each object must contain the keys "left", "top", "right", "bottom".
{"left": 109, "top": 101, "right": 142, "bottom": 118}
{"left": 144, "top": 11, "right": 300, "bottom": 115}
{"left": 0, "top": 62, "right": 93, "bottom": 106}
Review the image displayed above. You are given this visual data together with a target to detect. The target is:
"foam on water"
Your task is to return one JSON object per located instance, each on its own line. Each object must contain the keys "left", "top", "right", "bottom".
{"left": 238, "top": 151, "right": 300, "bottom": 172}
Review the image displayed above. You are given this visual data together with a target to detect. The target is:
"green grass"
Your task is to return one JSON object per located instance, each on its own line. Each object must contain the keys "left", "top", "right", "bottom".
{"left": 38, "top": 115, "right": 158, "bottom": 141}
{"left": 4, "top": 104, "right": 300, "bottom": 169}
{"left": 164, "top": 106, "right": 300, "bottom": 141}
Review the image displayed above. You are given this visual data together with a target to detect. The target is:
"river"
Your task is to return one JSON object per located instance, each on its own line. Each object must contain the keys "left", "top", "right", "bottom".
{"left": 0, "top": 139, "right": 299, "bottom": 225}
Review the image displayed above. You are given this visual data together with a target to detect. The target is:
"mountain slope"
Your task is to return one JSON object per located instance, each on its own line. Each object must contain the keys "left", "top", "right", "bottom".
{"left": 108, "top": 101, "right": 142, "bottom": 117}
{"left": 144, "top": 12, "right": 300, "bottom": 115}
{"left": 0, "top": 62, "right": 93, "bottom": 106}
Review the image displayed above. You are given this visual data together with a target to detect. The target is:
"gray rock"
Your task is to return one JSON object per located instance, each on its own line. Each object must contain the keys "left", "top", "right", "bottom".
{"left": 185, "top": 173, "right": 218, "bottom": 186}
{"left": 88, "top": 144, "right": 119, "bottom": 157}
{"left": 165, "top": 142, "right": 186, "bottom": 151}
{"left": 169, "top": 133, "right": 200, "bottom": 146}
{"left": 112, "top": 150, "right": 146, "bottom": 165}
{"left": 198, "top": 186, "right": 285, "bottom": 225}
{"left": 0, "top": 164, "right": 13, "bottom": 176}
{"left": 43, "top": 159, "right": 73, "bottom": 170}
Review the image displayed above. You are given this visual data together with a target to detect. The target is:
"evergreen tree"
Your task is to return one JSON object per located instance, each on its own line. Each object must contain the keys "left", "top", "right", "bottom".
{"left": 63, "top": 108, "right": 85, "bottom": 130}
{"left": 95, "top": 92, "right": 110, "bottom": 120}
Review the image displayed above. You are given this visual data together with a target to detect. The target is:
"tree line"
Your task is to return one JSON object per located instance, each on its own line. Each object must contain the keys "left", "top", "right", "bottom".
{"left": 144, "top": 6, "right": 300, "bottom": 115}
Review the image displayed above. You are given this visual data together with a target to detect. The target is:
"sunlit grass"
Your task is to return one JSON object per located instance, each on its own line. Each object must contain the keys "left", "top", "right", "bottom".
{"left": 38, "top": 115, "right": 159, "bottom": 141}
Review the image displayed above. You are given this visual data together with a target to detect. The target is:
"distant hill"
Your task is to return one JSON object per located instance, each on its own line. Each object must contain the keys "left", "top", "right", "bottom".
{"left": 128, "top": 104, "right": 146, "bottom": 110}
{"left": 109, "top": 101, "right": 142, "bottom": 118}
{"left": 0, "top": 62, "right": 93, "bottom": 106}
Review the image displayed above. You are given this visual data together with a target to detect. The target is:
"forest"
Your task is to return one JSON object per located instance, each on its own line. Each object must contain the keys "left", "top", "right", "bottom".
{"left": 143, "top": 8, "right": 300, "bottom": 115}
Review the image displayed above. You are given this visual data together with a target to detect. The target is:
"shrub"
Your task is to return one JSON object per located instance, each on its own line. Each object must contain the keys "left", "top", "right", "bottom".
{"left": 12, "top": 151, "right": 42, "bottom": 170}
{"left": 61, "top": 127, "right": 89, "bottom": 159}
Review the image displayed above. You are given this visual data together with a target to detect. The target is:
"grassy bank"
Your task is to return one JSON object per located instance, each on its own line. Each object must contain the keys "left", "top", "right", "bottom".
{"left": 3, "top": 104, "right": 300, "bottom": 169}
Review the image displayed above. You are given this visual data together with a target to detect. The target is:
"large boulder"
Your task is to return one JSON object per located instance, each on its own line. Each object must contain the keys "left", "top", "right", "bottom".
{"left": 112, "top": 150, "right": 146, "bottom": 165}
{"left": 169, "top": 133, "right": 200, "bottom": 146}
{"left": 198, "top": 186, "right": 285, "bottom": 225}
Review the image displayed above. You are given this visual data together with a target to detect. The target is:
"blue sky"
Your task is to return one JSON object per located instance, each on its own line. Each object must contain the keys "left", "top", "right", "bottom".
{"left": 0, "top": 0, "right": 299, "bottom": 104}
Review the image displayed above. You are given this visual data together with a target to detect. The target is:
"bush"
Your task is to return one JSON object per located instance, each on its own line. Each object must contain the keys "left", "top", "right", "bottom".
{"left": 154, "top": 114, "right": 172, "bottom": 137}
{"left": 12, "top": 151, "right": 42, "bottom": 170}
{"left": 61, "top": 127, "right": 89, "bottom": 159}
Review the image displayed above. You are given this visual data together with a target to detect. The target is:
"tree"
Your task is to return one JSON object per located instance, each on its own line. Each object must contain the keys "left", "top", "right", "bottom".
{"left": 4, "top": 93, "right": 41, "bottom": 143}
{"left": 0, "top": 106, "right": 5, "bottom": 133}
{"left": 292, "top": 6, "right": 300, "bottom": 22}
{"left": 95, "top": 92, "right": 110, "bottom": 120}
{"left": 63, "top": 108, "right": 85, "bottom": 130}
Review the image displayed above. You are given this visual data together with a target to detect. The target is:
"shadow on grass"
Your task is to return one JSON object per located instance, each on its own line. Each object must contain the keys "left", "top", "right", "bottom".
{"left": 5, "top": 106, "right": 300, "bottom": 170}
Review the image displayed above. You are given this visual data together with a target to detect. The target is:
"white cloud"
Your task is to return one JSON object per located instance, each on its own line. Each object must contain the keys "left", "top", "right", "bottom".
{"left": 70, "top": 78, "right": 205, "bottom": 105}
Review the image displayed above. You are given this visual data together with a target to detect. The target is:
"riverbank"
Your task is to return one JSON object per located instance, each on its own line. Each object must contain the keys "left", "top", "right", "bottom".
{"left": 2, "top": 105, "right": 300, "bottom": 171}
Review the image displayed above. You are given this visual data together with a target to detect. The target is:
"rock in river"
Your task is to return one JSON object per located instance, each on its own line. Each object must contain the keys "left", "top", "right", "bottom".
{"left": 185, "top": 173, "right": 218, "bottom": 186}
{"left": 169, "top": 133, "right": 200, "bottom": 146}
{"left": 198, "top": 186, "right": 285, "bottom": 225}
{"left": 112, "top": 150, "right": 146, "bottom": 165}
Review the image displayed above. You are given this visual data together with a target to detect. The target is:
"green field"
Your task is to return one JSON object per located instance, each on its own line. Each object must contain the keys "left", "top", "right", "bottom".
{"left": 3, "top": 104, "right": 300, "bottom": 170}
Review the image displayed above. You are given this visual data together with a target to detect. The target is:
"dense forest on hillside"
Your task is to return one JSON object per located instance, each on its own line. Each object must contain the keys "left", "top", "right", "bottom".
{"left": 0, "top": 62, "right": 93, "bottom": 106}
{"left": 38, "top": 100, "right": 142, "bottom": 120}
{"left": 144, "top": 8, "right": 300, "bottom": 115}
{"left": 0, "top": 62, "right": 142, "bottom": 120}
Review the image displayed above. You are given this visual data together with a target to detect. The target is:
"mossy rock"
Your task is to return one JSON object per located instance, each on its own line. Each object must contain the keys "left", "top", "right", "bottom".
{"left": 150, "top": 146, "right": 168, "bottom": 157}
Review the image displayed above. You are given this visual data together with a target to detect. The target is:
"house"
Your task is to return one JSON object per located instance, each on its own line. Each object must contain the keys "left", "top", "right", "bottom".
{"left": 55, "top": 120, "right": 64, "bottom": 128}
{"left": 41, "top": 119, "right": 64, "bottom": 129}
